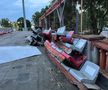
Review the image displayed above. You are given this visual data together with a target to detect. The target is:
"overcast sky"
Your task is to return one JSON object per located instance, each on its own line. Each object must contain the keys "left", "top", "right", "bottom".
{"left": 0, "top": 0, "right": 51, "bottom": 21}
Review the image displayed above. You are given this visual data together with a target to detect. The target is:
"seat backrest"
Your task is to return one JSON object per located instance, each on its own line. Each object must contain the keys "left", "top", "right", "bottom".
{"left": 66, "top": 31, "right": 74, "bottom": 39}
{"left": 43, "top": 29, "right": 51, "bottom": 35}
{"left": 57, "top": 26, "right": 66, "bottom": 35}
{"left": 74, "top": 39, "right": 87, "bottom": 53}
{"left": 80, "top": 61, "right": 100, "bottom": 81}
{"left": 73, "top": 39, "right": 80, "bottom": 45}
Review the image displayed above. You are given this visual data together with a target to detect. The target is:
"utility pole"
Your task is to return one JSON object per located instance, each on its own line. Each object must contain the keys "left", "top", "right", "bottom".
{"left": 81, "top": 0, "right": 83, "bottom": 34}
{"left": 22, "top": 0, "right": 27, "bottom": 31}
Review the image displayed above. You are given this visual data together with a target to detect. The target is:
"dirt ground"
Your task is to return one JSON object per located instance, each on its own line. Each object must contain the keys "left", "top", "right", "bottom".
{"left": 0, "top": 31, "right": 78, "bottom": 90}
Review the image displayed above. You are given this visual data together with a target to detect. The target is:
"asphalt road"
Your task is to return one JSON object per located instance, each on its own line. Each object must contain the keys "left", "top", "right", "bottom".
{"left": 0, "top": 31, "right": 78, "bottom": 90}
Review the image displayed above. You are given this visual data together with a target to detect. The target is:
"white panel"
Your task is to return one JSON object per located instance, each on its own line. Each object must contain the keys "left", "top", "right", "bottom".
{"left": 100, "top": 27, "right": 108, "bottom": 38}
{"left": 85, "top": 65, "right": 96, "bottom": 76}
{"left": 0, "top": 46, "right": 41, "bottom": 64}
{"left": 57, "top": 26, "right": 66, "bottom": 35}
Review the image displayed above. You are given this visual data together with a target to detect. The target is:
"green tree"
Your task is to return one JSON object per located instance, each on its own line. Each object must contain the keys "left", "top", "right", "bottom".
{"left": 64, "top": 0, "right": 76, "bottom": 31}
{"left": 0, "top": 18, "right": 12, "bottom": 27}
{"left": 17, "top": 17, "right": 31, "bottom": 31}
{"left": 83, "top": 0, "right": 108, "bottom": 34}
{"left": 32, "top": 12, "right": 42, "bottom": 27}
{"left": 32, "top": 6, "right": 49, "bottom": 28}
{"left": 41, "top": 6, "right": 49, "bottom": 14}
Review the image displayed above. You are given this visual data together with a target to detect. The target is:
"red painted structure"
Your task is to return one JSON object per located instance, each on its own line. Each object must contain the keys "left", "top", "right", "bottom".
{"left": 60, "top": 31, "right": 74, "bottom": 43}
{"left": 93, "top": 39, "right": 108, "bottom": 73}
{"left": 42, "top": 29, "right": 52, "bottom": 42}
{"left": 39, "top": 0, "right": 65, "bottom": 29}
{"left": 47, "top": 53, "right": 87, "bottom": 90}
{"left": 44, "top": 41, "right": 87, "bottom": 90}
{"left": 44, "top": 40, "right": 86, "bottom": 69}
{"left": 39, "top": 0, "right": 64, "bottom": 21}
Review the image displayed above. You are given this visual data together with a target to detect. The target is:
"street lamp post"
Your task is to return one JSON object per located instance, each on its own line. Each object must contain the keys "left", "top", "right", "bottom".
{"left": 22, "top": 0, "right": 27, "bottom": 31}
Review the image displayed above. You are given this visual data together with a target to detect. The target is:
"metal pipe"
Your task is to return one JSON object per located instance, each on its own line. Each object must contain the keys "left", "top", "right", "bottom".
{"left": 22, "top": 0, "right": 27, "bottom": 31}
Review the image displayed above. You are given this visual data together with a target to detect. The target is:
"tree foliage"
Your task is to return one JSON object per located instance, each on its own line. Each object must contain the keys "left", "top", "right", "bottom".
{"left": 83, "top": 0, "right": 108, "bottom": 34}
{"left": 32, "top": 6, "right": 49, "bottom": 27}
{"left": 17, "top": 17, "right": 31, "bottom": 31}
{"left": 64, "top": 0, "right": 108, "bottom": 34}
{"left": 32, "top": 12, "right": 42, "bottom": 27}
{"left": 0, "top": 18, "right": 12, "bottom": 27}
{"left": 64, "top": 0, "right": 76, "bottom": 30}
